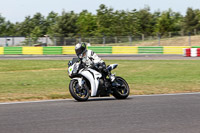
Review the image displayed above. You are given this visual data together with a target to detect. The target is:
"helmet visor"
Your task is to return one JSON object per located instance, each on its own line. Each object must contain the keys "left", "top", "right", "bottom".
{"left": 75, "top": 48, "right": 82, "bottom": 57}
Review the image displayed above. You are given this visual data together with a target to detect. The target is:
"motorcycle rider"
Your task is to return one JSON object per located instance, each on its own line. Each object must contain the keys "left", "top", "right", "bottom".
{"left": 75, "top": 42, "right": 108, "bottom": 79}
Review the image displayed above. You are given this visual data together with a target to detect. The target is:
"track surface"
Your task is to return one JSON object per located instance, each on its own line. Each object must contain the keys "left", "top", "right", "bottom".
{"left": 1, "top": 54, "right": 200, "bottom": 60}
{"left": 1, "top": 93, "right": 200, "bottom": 133}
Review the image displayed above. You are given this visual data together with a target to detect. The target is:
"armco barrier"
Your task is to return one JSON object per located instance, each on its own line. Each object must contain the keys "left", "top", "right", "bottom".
{"left": 1, "top": 46, "right": 200, "bottom": 55}
{"left": 138, "top": 46, "right": 163, "bottom": 54}
{"left": 0, "top": 47, "right": 3, "bottom": 54}
{"left": 62, "top": 46, "right": 75, "bottom": 54}
{"left": 23, "top": 47, "right": 43, "bottom": 55}
{"left": 4, "top": 47, "right": 22, "bottom": 55}
{"left": 43, "top": 47, "right": 62, "bottom": 55}
{"left": 163, "top": 46, "right": 190, "bottom": 54}
{"left": 112, "top": 46, "right": 138, "bottom": 54}
{"left": 192, "top": 46, "right": 200, "bottom": 48}
{"left": 88, "top": 46, "right": 112, "bottom": 54}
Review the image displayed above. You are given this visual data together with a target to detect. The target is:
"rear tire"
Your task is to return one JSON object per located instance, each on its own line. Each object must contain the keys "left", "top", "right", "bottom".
{"left": 112, "top": 76, "right": 130, "bottom": 99}
{"left": 69, "top": 79, "right": 89, "bottom": 101}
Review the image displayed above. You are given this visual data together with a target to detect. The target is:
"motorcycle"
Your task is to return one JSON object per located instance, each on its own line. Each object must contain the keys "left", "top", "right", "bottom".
{"left": 67, "top": 58, "right": 130, "bottom": 101}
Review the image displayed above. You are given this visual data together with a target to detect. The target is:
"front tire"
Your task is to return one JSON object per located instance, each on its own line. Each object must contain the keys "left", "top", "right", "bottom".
{"left": 112, "top": 76, "right": 130, "bottom": 99}
{"left": 69, "top": 79, "right": 89, "bottom": 101}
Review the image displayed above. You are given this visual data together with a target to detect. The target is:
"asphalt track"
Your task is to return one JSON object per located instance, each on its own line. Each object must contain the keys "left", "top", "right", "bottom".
{"left": 1, "top": 54, "right": 200, "bottom": 60}
{"left": 0, "top": 93, "right": 200, "bottom": 133}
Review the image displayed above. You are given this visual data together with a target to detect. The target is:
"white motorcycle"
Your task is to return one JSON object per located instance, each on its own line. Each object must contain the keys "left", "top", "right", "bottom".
{"left": 68, "top": 58, "right": 130, "bottom": 101}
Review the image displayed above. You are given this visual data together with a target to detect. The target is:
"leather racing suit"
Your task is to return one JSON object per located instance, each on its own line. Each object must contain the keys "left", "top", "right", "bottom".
{"left": 81, "top": 50, "right": 107, "bottom": 77}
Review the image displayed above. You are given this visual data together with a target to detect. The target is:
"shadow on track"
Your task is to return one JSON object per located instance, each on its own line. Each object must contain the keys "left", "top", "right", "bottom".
{"left": 72, "top": 96, "right": 133, "bottom": 102}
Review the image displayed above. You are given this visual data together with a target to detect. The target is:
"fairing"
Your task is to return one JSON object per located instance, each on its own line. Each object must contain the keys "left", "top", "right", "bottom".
{"left": 79, "top": 68, "right": 102, "bottom": 96}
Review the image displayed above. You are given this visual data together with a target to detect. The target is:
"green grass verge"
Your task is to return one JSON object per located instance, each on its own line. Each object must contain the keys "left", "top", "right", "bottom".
{"left": 0, "top": 60, "right": 200, "bottom": 102}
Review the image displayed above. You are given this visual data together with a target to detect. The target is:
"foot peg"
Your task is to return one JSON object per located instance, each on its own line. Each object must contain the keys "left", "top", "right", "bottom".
{"left": 109, "top": 74, "right": 115, "bottom": 82}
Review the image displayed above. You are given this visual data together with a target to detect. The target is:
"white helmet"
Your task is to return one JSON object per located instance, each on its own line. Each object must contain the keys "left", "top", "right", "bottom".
{"left": 75, "top": 42, "right": 87, "bottom": 58}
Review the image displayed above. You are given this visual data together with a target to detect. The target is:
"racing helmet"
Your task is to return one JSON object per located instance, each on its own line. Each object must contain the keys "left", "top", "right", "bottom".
{"left": 75, "top": 42, "right": 87, "bottom": 58}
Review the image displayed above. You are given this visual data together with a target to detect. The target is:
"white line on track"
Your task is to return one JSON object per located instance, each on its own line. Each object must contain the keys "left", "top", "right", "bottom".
{"left": 0, "top": 92, "right": 200, "bottom": 105}
{"left": 130, "top": 92, "right": 200, "bottom": 97}
{"left": 0, "top": 99, "right": 72, "bottom": 105}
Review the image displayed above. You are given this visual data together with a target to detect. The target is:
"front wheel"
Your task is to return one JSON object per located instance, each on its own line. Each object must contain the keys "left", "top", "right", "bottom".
{"left": 69, "top": 79, "right": 89, "bottom": 101}
{"left": 112, "top": 76, "right": 130, "bottom": 99}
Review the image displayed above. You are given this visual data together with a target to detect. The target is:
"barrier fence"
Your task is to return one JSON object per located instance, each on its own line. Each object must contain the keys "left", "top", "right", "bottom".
{"left": 0, "top": 46, "right": 198, "bottom": 55}
{"left": 1, "top": 32, "right": 200, "bottom": 46}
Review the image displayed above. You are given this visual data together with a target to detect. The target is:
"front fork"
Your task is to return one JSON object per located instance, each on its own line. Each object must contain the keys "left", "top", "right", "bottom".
{"left": 73, "top": 77, "right": 88, "bottom": 95}
{"left": 73, "top": 77, "right": 84, "bottom": 89}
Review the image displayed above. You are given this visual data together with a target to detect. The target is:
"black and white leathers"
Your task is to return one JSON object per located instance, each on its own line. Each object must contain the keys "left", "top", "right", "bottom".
{"left": 81, "top": 50, "right": 104, "bottom": 68}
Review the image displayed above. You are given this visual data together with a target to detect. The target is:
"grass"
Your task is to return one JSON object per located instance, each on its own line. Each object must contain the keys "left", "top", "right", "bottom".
{"left": 0, "top": 60, "right": 200, "bottom": 102}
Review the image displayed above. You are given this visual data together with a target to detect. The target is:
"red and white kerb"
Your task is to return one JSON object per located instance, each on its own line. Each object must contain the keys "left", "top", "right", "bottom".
{"left": 183, "top": 48, "right": 200, "bottom": 57}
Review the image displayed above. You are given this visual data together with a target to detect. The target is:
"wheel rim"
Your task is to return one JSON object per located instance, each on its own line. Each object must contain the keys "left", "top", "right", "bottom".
{"left": 72, "top": 80, "right": 88, "bottom": 99}
{"left": 115, "top": 78, "right": 129, "bottom": 96}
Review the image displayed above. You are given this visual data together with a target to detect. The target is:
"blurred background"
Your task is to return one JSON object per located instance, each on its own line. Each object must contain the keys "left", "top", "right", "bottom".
{"left": 1, "top": 3, "right": 200, "bottom": 47}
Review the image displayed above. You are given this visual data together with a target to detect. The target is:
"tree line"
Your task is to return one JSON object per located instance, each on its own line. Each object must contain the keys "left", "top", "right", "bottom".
{"left": 0, "top": 4, "right": 200, "bottom": 38}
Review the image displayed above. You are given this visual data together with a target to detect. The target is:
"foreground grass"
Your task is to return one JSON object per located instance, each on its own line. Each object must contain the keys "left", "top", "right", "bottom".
{"left": 0, "top": 60, "right": 200, "bottom": 102}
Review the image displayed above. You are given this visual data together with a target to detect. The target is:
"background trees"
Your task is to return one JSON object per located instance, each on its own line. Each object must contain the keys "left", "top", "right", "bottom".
{"left": 183, "top": 8, "right": 200, "bottom": 33}
{"left": 76, "top": 10, "right": 97, "bottom": 37}
{"left": 0, "top": 14, "right": 7, "bottom": 36}
{"left": 1, "top": 4, "right": 200, "bottom": 37}
{"left": 154, "top": 9, "right": 183, "bottom": 35}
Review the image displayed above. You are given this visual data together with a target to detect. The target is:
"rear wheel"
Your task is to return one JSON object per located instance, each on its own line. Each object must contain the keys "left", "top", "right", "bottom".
{"left": 69, "top": 79, "right": 89, "bottom": 101}
{"left": 112, "top": 76, "right": 130, "bottom": 99}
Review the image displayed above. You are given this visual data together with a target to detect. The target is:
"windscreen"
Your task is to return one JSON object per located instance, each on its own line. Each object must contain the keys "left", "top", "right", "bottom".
{"left": 72, "top": 58, "right": 79, "bottom": 65}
